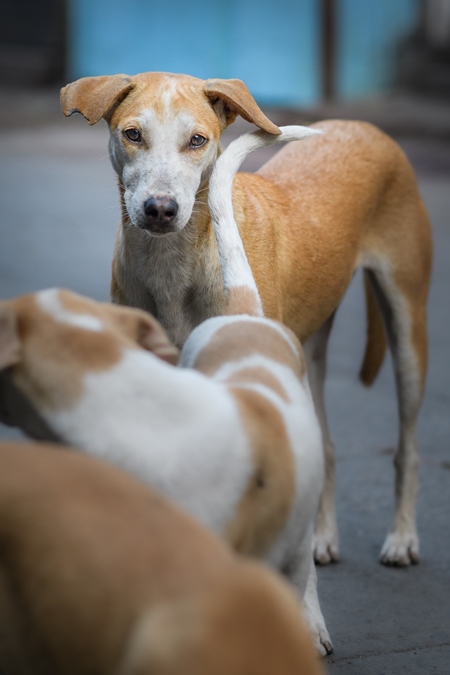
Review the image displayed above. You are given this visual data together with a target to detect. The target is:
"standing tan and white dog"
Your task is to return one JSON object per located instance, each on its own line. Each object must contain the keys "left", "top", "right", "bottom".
{"left": 0, "top": 440, "right": 324, "bottom": 675}
{"left": 60, "top": 72, "right": 432, "bottom": 569}
{"left": 0, "top": 128, "right": 332, "bottom": 653}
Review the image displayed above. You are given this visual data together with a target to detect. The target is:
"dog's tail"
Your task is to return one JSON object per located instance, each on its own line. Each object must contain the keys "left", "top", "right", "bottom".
{"left": 209, "top": 125, "right": 321, "bottom": 317}
{"left": 359, "top": 270, "right": 387, "bottom": 386}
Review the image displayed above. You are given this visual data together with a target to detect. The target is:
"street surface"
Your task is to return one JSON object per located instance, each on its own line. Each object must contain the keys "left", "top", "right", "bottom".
{"left": 0, "top": 101, "right": 449, "bottom": 673}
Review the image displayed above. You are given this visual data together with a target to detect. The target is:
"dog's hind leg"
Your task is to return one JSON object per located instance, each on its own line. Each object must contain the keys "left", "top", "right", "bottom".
{"left": 365, "top": 256, "right": 430, "bottom": 565}
{"left": 302, "top": 556, "right": 334, "bottom": 655}
{"left": 283, "top": 540, "right": 333, "bottom": 656}
{"left": 303, "top": 313, "right": 339, "bottom": 564}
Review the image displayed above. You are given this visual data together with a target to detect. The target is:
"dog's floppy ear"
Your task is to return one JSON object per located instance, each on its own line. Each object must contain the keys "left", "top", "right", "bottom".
{"left": 60, "top": 75, "right": 135, "bottom": 125}
{"left": 0, "top": 304, "right": 21, "bottom": 370}
{"left": 136, "top": 313, "right": 180, "bottom": 366}
{"left": 107, "top": 305, "right": 180, "bottom": 366}
{"left": 204, "top": 78, "right": 280, "bottom": 135}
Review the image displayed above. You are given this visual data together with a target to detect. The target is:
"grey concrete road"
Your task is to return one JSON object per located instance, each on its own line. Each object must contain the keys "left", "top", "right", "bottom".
{"left": 0, "top": 107, "right": 449, "bottom": 674}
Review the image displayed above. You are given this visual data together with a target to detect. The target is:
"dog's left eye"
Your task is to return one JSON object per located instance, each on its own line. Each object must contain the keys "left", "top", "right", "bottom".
{"left": 190, "top": 134, "right": 207, "bottom": 148}
{"left": 124, "top": 128, "right": 141, "bottom": 142}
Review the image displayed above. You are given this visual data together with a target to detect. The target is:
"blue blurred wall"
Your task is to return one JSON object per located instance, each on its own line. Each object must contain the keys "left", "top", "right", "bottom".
{"left": 336, "top": 0, "right": 419, "bottom": 97}
{"left": 67, "top": 0, "right": 419, "bottom": 106}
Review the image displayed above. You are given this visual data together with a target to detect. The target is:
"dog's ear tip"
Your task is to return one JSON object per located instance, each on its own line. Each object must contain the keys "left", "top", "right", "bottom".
{"left": 257, "top": 120, "right": 281, "bottom": 136}
{"left": 63, "top": 107, "right": 77, "bottom": 118}
{"left": 61, "top": 106, "right": 94, "bottom": 124}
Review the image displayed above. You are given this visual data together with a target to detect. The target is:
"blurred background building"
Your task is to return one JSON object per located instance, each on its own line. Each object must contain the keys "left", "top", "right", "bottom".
{"left": 1, "top": 0, "right": 450, "bottom": 105}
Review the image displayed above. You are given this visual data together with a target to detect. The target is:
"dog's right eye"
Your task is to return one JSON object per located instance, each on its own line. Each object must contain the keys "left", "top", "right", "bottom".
{"left": 124, "top": 128, "right": 141, "bottom": 142}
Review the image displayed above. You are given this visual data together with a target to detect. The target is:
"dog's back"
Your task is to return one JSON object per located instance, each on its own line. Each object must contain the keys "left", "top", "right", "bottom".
{"left": 124, "top": 567, "right": 323, "bottom": 675}
{"left": 0, "top": 441, "right": 323, "bottom": 675}
{"left": 180, "top": 312, "right": 322, "bottom": 562}
{"left": 0, "top": 440, "right": 229, "bottom": 673}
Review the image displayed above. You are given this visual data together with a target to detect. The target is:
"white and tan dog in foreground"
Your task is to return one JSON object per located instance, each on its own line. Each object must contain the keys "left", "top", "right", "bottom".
{"left": 0, "top": 127, "right": 331, "bottom": 653}
{"left": 61, "top": 71, "right": 432, "bottom": 568}
{"left": 0, "top": 440, "right": 323, "bottom": 675}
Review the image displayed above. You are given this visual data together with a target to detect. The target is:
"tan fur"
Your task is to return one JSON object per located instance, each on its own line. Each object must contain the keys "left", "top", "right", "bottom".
{"left": 225, "top": 387, "right": 295, "bottom": 556}
{"left": 124, "top": 568, "right": 320, "bottom": 675}
{"left": 61, "top": 74, "right": 134, "bottom": 125}
{"left": 227, "top": 366, "right": 291, "bottom": 403}
{"left": 204, "top": 78, "right": 281, "bottom": 134}
{"left": 230, "top": 121, "right": 430, "bottom": 359}
{"left": 360, "top": 271, "right": 387, "bottom": 386}
{"left": 61, "top": 290, "right": 179, "bottom": 363}
{"left": 0, "top": 440, "right": 322, "bottom": 675}
{"left": 225, "top": 285, "right": 261, "bottom": 316}
{"left": 193, "top": 320, "right": 306, "bottom": 381}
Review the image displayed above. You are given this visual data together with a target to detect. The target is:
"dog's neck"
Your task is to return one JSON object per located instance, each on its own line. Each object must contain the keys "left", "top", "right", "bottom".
{"left": 118, "top": 177, "right": 226, "bottom": 346}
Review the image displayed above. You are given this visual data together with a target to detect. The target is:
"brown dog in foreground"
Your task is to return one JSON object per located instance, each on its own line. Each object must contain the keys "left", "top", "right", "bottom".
{"left": 0, "top": 440, "right": 322, "bottom": 675}
{"left": 61, "top": 72, "right": 432, "bottom": 567}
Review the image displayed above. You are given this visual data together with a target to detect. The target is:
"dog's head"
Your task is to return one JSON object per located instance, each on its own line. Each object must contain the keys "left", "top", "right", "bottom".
{"left": 61, "top": 72, "right": 280, "bottom": 236}
{"left": 0, "top": 289, "right": 179, "bottom": 436}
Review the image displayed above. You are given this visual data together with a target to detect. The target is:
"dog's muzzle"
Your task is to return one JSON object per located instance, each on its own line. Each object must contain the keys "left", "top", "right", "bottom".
{"left": 141, "top": 195, "right": 179, "bottom": 234}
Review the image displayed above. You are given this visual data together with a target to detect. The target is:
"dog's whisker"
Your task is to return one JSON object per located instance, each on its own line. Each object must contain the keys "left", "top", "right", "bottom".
{"left": 196, "top": 187, "right": 209, "bottom": 197}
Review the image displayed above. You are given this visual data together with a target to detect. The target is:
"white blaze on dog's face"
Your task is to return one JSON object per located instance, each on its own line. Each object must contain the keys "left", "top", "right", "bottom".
{"left": 108, "top": 76, "right": 222, "bottom": 236}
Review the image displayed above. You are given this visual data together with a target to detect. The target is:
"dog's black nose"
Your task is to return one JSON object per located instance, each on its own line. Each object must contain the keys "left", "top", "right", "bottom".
{"left": 143, "top": 196, "right": 179, "bottom": 229}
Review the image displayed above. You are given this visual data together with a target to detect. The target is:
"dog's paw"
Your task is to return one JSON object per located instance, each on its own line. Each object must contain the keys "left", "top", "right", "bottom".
{"left": 312, "top": 529, "right": 339, "bottom": 565}
{"left": 302, "top": 568, "right": 334, "bottom": 656}
{"left": 308, "top": 618, "right": 334, "bottom": 657}
{"left": 379, "top": 531, "right": 420, "bottom": 566}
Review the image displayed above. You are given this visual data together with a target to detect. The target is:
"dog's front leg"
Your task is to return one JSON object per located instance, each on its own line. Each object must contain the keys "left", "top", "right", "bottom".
{"left": 284, "top": 545, "right": 333, "bottom": 656}
{"left": 303, "top": 314, "right": 339, "bottom": 564}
